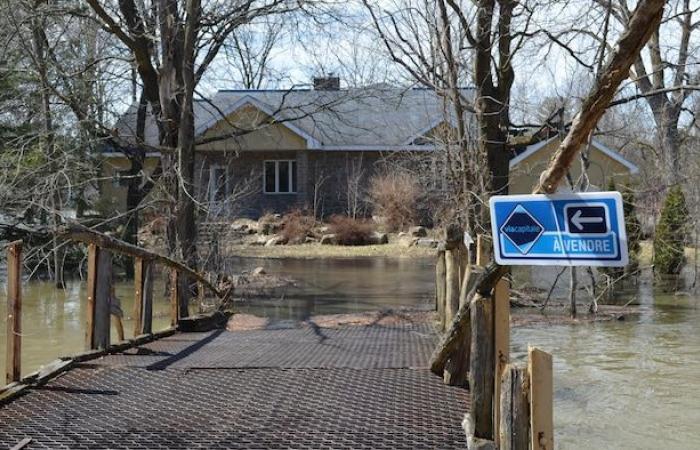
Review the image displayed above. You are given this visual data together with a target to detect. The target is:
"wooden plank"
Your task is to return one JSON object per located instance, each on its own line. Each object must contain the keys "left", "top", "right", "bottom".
{"left": 170, "top": 268, "right": 179, "bottom": 326}
{"left": 6, "top": 242, "right": 22, "bottom": 384}
{"left": 444, "top": 248, "right": 461, "bottom": 327}
{"left": 493, "top": 278, "right": 511, "bottom": 444}
{"left": 469, "top": 294, "right": 495, "bottom": 440}
{"left": 436, "top": 249, "right": 446, "bottom": 330}
{"left": 93, "top": 248, "right": 112, "bottom": 350}
{"left": 133, "top": 257, "right": 144, "bottom": 336}
{"left": 529, "top": 346, "right": 554, "bottom": 450}
{"left": 499, "top": 364, "right": 530, "bottom": 450}
{"left": 142, "top": 261, "right": 153, "bottom": 334}
{"left": 85, "top": 243, "right": 98, "bottom": 350}
{"left": 476, "top": 234, "right": 490, "bottom": 267}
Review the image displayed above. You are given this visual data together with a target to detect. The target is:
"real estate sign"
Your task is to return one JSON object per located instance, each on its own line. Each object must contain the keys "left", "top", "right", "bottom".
{"left": 489, "top": 192, "right": 628, "bottom": 267}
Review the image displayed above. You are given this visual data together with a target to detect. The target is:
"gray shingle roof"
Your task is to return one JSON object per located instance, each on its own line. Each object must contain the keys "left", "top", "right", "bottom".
{"left": 114, "top": 87, "right": 466, "bottom": 149}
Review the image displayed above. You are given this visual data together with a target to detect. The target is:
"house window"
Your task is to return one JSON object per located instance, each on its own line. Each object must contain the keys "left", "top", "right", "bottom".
{"left": 209, "top": 164, "right": 230, "bottom": 202}
{"left": 263, "top": 160, "right": 297, "bottom": 194}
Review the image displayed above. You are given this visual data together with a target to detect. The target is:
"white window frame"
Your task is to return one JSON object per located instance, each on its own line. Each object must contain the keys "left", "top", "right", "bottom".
{"left": 263, "top": 160, "right": 297, "bottom": 194}
{"left": 208, "top": 163, "right": 230, "bottom": 202}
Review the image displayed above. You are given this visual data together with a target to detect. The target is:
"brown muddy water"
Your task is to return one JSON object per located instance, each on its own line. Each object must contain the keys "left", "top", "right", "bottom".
{"left": 1, "top": 257, "right": 699, "bottom": 449}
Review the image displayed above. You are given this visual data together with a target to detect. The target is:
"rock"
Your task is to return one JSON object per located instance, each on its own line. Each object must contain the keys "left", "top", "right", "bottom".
{"left": 415, "top": 238, "right": 439, "bottom": 248}
{"left": 252, "top": 266, "right": 266, "bottom": 276}
{"left": 320, "top": 234, "right": 337, "bottom": 245}
{"left": 370, "top": 232, "right": 389, "bottom": 245}
{"left": 399, "top": 236, "right": 418, "bottom": 248}
{"left": 398, "top": 232, "right": 408, "bottom": 238}
{"left": 409, "top": 226, "right": 427, "bottom": 237}
{"left": 319, "top": 225, "right": 330, "bottom": 233}
{"left": 231, "top": 223, "right": 248, "bottom": 232}
{"left": 264, "top": 236, "right": 287, "bottom": 247}
{"left": 305, "top": 236, "right": 319, "bottom": 244}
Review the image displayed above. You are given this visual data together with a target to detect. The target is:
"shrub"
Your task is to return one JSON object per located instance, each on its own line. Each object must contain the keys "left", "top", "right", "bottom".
{"left": 328, "top": 215, "right": 375, "bottom": 245}
{"left": 280, "top": 209, "right": 317, "bottom": 244}
{"left": 368, "top": 172, "right": 420, "bottom": 231}
{"left": 654, "top": 186, "right": 690, "bottom": 275}
{"left": 622, "top": 185, "right": 642, "bottom": 274}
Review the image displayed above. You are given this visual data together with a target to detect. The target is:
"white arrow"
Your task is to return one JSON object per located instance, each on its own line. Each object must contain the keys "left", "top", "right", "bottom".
{"left": 571, "top": 209, "right": 604, "bottom": 231}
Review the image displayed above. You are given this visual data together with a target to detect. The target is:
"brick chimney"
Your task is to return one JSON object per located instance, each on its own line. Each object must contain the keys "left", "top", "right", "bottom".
{"left": 313, "top": 75, "right": 340, "bottom": 90}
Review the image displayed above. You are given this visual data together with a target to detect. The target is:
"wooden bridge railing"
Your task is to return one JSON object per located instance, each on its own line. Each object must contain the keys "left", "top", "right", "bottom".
{"left": 435, "top": 228, "right": 553, "bottom": 450}
{"left": 4, "top": 227, "right": 232, "bottom": 384}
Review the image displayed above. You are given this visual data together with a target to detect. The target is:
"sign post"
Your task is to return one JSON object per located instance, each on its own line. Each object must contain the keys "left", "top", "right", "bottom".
{"left": 489, "top": 191, "right": 628, "bottom": 267}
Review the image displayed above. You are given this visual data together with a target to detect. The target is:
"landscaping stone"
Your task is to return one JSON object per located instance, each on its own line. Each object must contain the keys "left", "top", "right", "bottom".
{"left": 320, "top": 234, "right": 337, "bottom": 245}
{"left": 409, "top": 226, "right": 427, "bottom": 237}
{"left": 252, "top": 266, "right": 266, "bottom": 276}
{"left": 399, "top": 236, "right": 419, "bottom": 248}
{"left": 265, "top": 236, "right": 287, "bottom": 247}
{"left": 415, "top": 238, "right": 439, "bottom": 249}
{"left": 370, "top": 232, "right": 389, "bottom": 245}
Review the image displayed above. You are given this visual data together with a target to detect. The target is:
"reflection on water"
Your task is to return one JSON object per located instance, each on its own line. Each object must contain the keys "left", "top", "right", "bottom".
{"left": 225, "top": 257, "right": 436, "bottom": 322}
{"left": 1, "top": 257, "right": 699, "bottom": 448}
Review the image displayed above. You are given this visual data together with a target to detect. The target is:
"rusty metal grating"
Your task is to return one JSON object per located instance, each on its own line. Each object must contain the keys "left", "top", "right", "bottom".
{"left": 0, "top": 323, "right": 470, "bottom": 449}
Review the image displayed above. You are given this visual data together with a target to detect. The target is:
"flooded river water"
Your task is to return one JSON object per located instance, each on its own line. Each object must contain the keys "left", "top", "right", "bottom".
{"left": 0, "top": 256, "right": 698, "bottom": 448}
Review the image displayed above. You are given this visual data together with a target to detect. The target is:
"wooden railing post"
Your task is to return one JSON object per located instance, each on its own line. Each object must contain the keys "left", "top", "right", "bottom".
{"left": 134, "top": 258, "right": 154, "bottom": 335}
{"left": 499, "top": 364, "right": 530, "bottom": 450}
{"left": 443, "top": 225, "right": 470, "bottom": 386}
{"left": 170, "top": 268, "right": 179, "bottom": 326}
{"left": 529, "top": 347, "right": 554, "bottom": 450}
{"left": 86, "top": 244, "right": 112, "bottom": 350}
{"left": 494, "top": 279, "right": 511, "bottom": 445}
{"left": 435, "top": 246, "right": 446, "bottom": 330}
{"left": 6, "top": 241, "right": 22, "bottom": 384}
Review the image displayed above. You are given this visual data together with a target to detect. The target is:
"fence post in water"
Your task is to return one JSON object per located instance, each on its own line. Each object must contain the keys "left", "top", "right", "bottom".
{"left": 86, "top": 244, "right": 112, "bottom": 350}
{"left": 499, "top": 364, "right": 530, "bottom": 450}
{"left": 170, "top": 268, "right": 179, "bottom": 326}
{"left": 436, "top": 246, "right": 446, "bottom": 331}
{"left": 529, "top": 346, "right": 553, "bottom": 450}
{"left": 134, "top": 258, "right": 154, "bottom": 335}
{"left": 6, "top": 241, "right": 22, "bottom": 384}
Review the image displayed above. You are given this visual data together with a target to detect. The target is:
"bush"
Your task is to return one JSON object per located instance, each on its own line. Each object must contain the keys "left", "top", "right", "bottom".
{"left": 654, "top": 186, "right": 690, "bottom": 275}
{"left": 328, "top": 215, "right": 375, "bottom": 245}
{"left": 280, "top": 210, "right": 317, "bottom": 244}
{"left": 622, "top": 185, "right": 642, "bottom": 273}
{"left": 368, "top": 172, "right": 420, "bottom": 231}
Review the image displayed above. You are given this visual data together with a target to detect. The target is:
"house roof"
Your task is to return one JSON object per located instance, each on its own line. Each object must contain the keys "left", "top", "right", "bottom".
{"left": 113, "top": 87, "right": 463, "bottom": 150}
{"left": 509, "top": 135, "right": 639, "bottom": 174}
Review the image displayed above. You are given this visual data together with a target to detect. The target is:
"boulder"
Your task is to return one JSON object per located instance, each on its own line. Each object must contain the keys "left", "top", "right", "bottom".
{"left": 320, "top": 234, "right": 337, "bottom": 245}
{"left": 399, "top": 236, "right": 419, "bottom": 248}
{"left": 264, "top": 236, "right": 287, "bottom": 247}
{"left": 252, "top": 266, "right": 266, "bottom": 276}
{"left": 369, "top": 232, "right": 389, "bottom": 245}
{"left": 409, "top": 226, "right": 427, "bottom": 237}
{"left": 305, "top": 236, "right": 319, "bottom": 244}
{"left": 415, "top": 238, "right": 439, "bottom": 249}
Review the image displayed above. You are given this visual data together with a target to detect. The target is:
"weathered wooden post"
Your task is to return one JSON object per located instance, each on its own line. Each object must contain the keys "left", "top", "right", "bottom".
{"left": 6, "top": 241, "right": 22, "bottom": 383}
{"left": 494, "top": 279, "right": 511, "bottom": 444}
{"left": 499, "top": 364, "right": 530, "bottom": 450}
{"left": 467, "top": 234, "right": 496, "bottom": 441}
{"left": 170, "top": 268, "right": 179, "bottom": 326}
{"left": 134, "top": 258, "right": 154, "bottom": 335}
{"left": 529, "top": 346, "right": 554, "bottom": 450}
{"left": 86, "top": 244, "right": 112, "bottom": 350}
{"left": 436, "top": 245, "right": 447, "bottom": 330}
{"left": 443, "top": 225, "right": 469, "bottom": 386}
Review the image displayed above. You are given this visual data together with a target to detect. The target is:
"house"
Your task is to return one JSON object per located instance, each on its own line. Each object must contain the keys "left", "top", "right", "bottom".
{"left": 103, "top": 78, "right": 638, "bottom": 224}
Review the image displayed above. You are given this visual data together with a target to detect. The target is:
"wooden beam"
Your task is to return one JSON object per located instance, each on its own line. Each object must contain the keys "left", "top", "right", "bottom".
{"left": 494, "top": 278, "right": 511, "bottom": 444}
{"left": 93, "top": 248, "right": 112, "bottom": 350}
{"left": 85, "top": 244, "right": 98, "bottom": 350}
{"left": 476, "top": 235, "right": 490, "bottom": 267}
{"left": 134, "top": 259, "right": 154, "bottom": 335}
{"left": 133, "top": 257, "right": 144, "bottom": 336}
{"left": 170, "top": 268, "right": 179, "bottom": 326}
{"left": 529, "top": 347, "right": 553, "bottom": 450}
{"left": 436, "top": 249, "right": 446, "bottom": 330}
{"left": 6, "top": 242, "right": 22, "bottom": 384}
{"left": 499, "top": 364, "right": 530, "bottom": 450}
{"left": 469, "top": 294, "right": 495, "bottom": 440}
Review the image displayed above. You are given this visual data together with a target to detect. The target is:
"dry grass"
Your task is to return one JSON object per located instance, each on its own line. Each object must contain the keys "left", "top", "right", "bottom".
{"left": 280, "top": 209, "right": 317, "bottom": 244}
{"left": 226, "top": 241, "right": 435, "bottom": 259}
{"left": 368, "top": 173, "right": 420, "bottom": 231}
{"left": 328, "top": 215, "right": 375, "bottom": 246}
